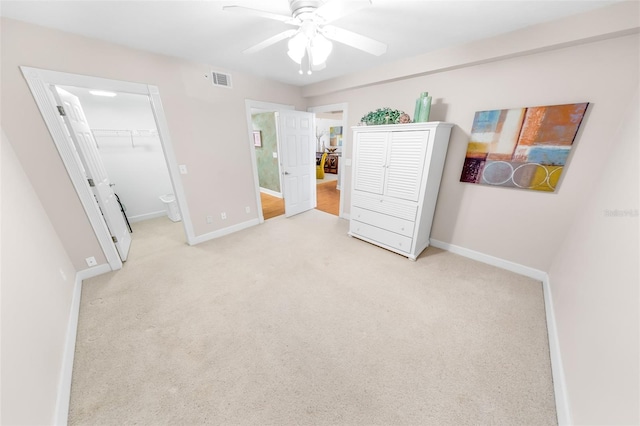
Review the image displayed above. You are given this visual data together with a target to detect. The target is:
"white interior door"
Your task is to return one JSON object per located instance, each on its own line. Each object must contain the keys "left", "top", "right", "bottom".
{"left": 53, "top": 87, "right": 132, "bottom": 261}
{"left": 278, "top": 110, "right": 316, "bottom": 217}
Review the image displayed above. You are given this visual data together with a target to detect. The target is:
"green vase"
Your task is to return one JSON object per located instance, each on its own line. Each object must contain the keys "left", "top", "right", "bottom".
{"left": 414, "top": 92, "right": 429, "bottom": 122}
{"left": 417, "top": 95, "right": 432, "bottom": 122}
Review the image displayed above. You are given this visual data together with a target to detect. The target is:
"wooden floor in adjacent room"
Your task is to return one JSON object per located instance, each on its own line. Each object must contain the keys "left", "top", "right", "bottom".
{"left": 260, "top": 179, "right": 340, "bottom": 219}
{"left": 260, "top": 192, "right": 285, "bottom": 220}
{"left": 315, "top": 180, "right": 340, "bottom": 216}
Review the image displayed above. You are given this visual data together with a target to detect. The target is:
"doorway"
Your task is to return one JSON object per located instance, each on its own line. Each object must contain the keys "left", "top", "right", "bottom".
{"left": 245, "top": 101, "right": 316, "bottom": 221}
{"left": 309, "top": 103, "right": 348, "bottom": 218}
{"left": 56, "top": 85, "right": 180, "bottom": 261}
{"left": 21, "top": 66, "right": 193, "bottom": 272}
{"left": 60, "top": 87, "right": 175, "bottom": 222}
{"left": 246, "top": 101, "right": 347, "bottom": 221}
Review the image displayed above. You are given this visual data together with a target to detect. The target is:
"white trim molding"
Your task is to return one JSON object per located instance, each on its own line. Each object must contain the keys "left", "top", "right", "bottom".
{"left": 76, "top": 263, "right": 112, "bottom": 281}
{"left": 260, "top": 187, "right": 283, "bottom": 198}
{"left": 429, "top": 239, "right": 547, "bottom": 281}
{"left": 542, "top": 273, "right": 572, "bottom": 426}
{"left": 54, "top": 275, "right": 83, "bottom": 426}
{"left": 128, "top": 211, "right": 167, "bottom": 223}
{"left": 190, "top": 218, "right": 260, "bottom": 245}
{"left": 20, "top": 67, "right": 123, "bottom": 271}
{"left": 429, "top": 238, "right": 570, "bottom": 425}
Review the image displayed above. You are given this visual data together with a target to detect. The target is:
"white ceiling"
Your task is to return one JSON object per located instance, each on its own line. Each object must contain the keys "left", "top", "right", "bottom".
{"left": 0, "top": 0, "right": 620, "bottom": 86}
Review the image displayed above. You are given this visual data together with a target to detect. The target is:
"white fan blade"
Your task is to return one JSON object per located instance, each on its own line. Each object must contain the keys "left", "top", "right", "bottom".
{"left": 322, "top": 25, "right": 387, "bottom": 56}
{"left": 243, "top": 29, "right": 298, "bottom": 54}
{"left": 315, "top": 0, "right": 371, "bottom": 24}
{"left": 222, "top": 5, "right": 298, "bottom": 25}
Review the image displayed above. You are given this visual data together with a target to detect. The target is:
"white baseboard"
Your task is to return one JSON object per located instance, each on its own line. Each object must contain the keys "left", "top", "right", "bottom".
{"left": 190, "top": 218, "right": 260, "bottom": 245}
{"left": 76, "top": 263, "right": 112, "bottom": 281}
{"left": 54, "top": 275, "right": 83, "bottom": 426}
{"left": 429, "top": 238, "right": 569, "bottom": 425}
{"left": 542, "top": 274, "right": 572, "bottom": 426}
{"left": 429, "top": 239, "right": 547, "bottom": 281}
{"left": 128, "top": 210, "right": 167, "bottom": 223}
{"left": 259, "top": 188, "right": 282, "bottom": 198}
{"left": 55, "top": 264, "right": 113, "bottom": 424}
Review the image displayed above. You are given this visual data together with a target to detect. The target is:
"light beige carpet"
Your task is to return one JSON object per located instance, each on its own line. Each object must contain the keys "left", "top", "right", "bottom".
{"left": 70, "top": 210, "right": 557, "bottom": 425}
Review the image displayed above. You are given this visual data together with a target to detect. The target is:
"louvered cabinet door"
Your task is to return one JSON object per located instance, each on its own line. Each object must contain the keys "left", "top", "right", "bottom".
{"left": 384, "top": 130, "right": 430, "bottom": 201}
{"left": 353, "top": 132, "right": 388, "bottom": 195}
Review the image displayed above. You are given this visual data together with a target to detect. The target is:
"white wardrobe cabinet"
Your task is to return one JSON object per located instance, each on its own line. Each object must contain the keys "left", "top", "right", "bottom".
{"left": 348, "top": 122, "right": 453, "bottom": 260}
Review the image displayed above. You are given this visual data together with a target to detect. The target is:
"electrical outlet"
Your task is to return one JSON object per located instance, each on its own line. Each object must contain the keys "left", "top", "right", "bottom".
{"left": 245, "top": 206, "right": 250, "bottom": 214}
{"left": 206, "top": 215, "right": 213, "bottom": 224}
{"left": 221, "top": 212, "right": 227, "bottom": 220}
{"left": 85, "top": 256, "right": 97, "bottom": 267}
{"left": 179, "top": 164, "right": 188, "bottom": 174}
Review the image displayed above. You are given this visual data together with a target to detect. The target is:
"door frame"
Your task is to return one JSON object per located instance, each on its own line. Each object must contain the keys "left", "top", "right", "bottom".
{"left": 307, "top": 102, "right": 349, "bottom": 218}
{"left": 21, "top": 66, "right": 194, "bottom": 271}
{"left": 244, "top": 99, "right": 294, "bottom": 223}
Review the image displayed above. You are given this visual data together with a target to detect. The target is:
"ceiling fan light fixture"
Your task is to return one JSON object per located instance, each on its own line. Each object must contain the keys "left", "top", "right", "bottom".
{"left": 311, "top": 34, "right": 332, "bottom": 66}
{"left": 226, "top": 1, "right": 388, "bottom": 76}
{"left": 287, "top": 32, "right": 307, "bottom": 63}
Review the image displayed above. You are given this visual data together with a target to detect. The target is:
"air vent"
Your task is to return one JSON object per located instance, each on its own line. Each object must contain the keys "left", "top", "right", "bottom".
{"left": 211, "top": 71, "right": 232, "bottom": 88}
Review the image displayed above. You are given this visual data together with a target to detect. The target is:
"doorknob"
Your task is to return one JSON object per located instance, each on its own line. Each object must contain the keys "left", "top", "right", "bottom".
{"left": 284, "top": 171, "right": 290, "bottom": 175}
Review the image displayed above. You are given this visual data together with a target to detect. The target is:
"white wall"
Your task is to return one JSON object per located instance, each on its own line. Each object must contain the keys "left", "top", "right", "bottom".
{"left": 0, "top": 17, "right": 307, "bottom": 270}
{"left": 306, "top": 4, "right": 639, "bottom": 273}
{"left": 67, "top": 88, "right": 174, "bottom": 222}
{"left": 306, "top": 3, "right": 639, "bottom": 423}
{"left": 547, "top": 88, "right": 639, "bottom": 425}
{"left": 1, "top": 130, "right": 77, "bottom": 425}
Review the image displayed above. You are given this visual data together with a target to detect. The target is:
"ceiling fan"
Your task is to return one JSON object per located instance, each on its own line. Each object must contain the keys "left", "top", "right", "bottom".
{"left": 223, "top": 0, "right": 387, "bottom": 74}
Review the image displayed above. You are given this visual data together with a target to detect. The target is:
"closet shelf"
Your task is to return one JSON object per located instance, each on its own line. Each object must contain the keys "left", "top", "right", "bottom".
{"left": 91, "top": 128, "right": 158, "bottom": 148}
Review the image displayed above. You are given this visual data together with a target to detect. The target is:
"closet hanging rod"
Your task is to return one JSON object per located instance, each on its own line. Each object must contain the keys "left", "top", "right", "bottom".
{"left": 91, "top": 128, "right": 157, "bottom": 136}
{"left": 90, "top": 129, "right": 158, "bottom": 148}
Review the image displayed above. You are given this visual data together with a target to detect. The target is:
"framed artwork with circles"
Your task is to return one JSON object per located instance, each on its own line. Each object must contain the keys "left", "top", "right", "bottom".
{"left": 460, "top": 103, "right": 588, "bottom": 192}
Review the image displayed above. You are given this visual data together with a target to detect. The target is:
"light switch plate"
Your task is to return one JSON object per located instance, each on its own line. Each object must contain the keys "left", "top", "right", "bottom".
{"left": 179, "top": 165, "right": 188, "bottom": 174}
{"left": 272, "top": 152, "right": 278, "bottom": 158}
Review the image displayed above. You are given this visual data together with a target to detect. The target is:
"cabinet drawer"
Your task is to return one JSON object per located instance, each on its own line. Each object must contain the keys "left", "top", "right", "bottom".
{"left": 350, "top": 220, "right": 412, "bottom": 253}
{"left": 352, "top": 192, "right": 417, "bottom": 221}
{"left": 351, "top": 206, "right": 415, "bottom": 238}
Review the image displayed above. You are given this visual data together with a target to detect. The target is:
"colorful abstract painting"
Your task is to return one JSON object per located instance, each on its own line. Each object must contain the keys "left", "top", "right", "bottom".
{"left": 460, "top": 103, "right": 588, "bottom": 192}
{"left": 330, "top": 126, "right": 343, "bottom": 147}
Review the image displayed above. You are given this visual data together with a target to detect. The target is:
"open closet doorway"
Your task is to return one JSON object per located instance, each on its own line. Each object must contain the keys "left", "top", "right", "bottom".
{"left": 55, "top": 85, "right": 182, "bottom": 262}
{"left": 21, "top": 67, "right": 193, "bottom": 272}
{"left": 59, "top": 87, "right": 175, "bottom": 219}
